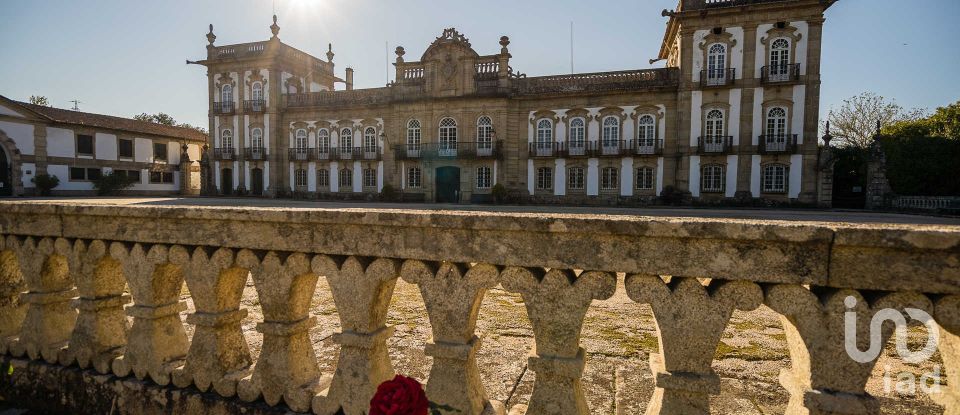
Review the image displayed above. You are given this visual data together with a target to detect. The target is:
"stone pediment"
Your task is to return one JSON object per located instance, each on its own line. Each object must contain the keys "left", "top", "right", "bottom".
{"left": 420, "top": 28, "right": 480, "bottom": 62}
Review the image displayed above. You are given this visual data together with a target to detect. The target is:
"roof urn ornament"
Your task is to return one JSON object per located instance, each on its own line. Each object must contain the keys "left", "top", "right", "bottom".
{"left": 326, "top": 43, "right": 335, "bottom": 62}
{"left": 270, "top": 14, "right": 280, "bottom": 38}
{"left": 395, "top": 46, "right": 405, "bottom": 63}
{"left": 206, "top": 24, "right": 216, "bottom": 45}
{"left": 499, "top": 36, "right": 510, "bottom": 54}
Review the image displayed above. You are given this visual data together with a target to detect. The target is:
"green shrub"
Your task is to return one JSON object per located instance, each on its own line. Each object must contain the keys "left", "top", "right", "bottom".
{"left": 491, "top": 183, "right": 508, "bottom": 204}
{"left": 31, "top": 174, "right": 60, "bottom": 196}
{"left": 92, "top": 172, "right": 136, "bottom": 196}
{"left": 659, "top": 185, "right": 683, "bottom": 206}
{"left": 879, "top": 136, "right": 960, "bottom": 196}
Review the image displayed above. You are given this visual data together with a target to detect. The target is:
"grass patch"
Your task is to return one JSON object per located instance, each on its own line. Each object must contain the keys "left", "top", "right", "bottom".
{"left": 715, "top": 340, "right": 789, "bottom": 362}
{"left": 597, "top": 325, "right": 659, "bottom": 356}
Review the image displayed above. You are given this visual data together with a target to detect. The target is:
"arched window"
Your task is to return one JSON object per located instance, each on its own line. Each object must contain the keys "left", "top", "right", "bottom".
{"left": 251, "top": 82, "right": 263, "bottom": 101}
{"left": 476, "top": 166, "right": 492, "bottom": 189}
{"left": 294, "top": 129, "right": 308, "bottom": 149}
{"left": 707, "top": 43, "right": 727, "bottom": 85}
{"left": 439, "top": 117, "right": 458, "bottom": 156}
{"left": 602, "top": 117, "right": 620, "bottom": 150}
{"left": 636, "top": 167, "right": 655, "bottom": 190}
{"left": 770, "top": 38, "right": 790, "bottom": 79}
{"left": 637, "top": 115, "right": 656, "bottom": 148}
{"left": 477, "top": 116, "right": 494, "bottom": 152}
{"left": 704, "top": 110, "right": 725, "bottom": 151}
{"left": 340, "top": 128, "right": 353, "bottom": 156}
{"left": 364, "top": 127, "right": 377, "bottom": 154}
{"left": 317, "top": 129, "right": 330, "bottom": 153}
{"left": 407, "top": 120, "right": 421, "bottom": 151}
{"left": 536, "top": 119, "right": 553, "bottom": 151}
{"left": 221, "top": 84, "right": 233, "bottom": 103}
{"left": 762, "top": 164, "right": 788, "bottom": 193}
{"left": 766, "top": 107, "right": 788, "bottom": 139}
{"left": 702, "top": 165, "right": 725, "bottom": 193}
{"left": 339, "top": 168, "right": 352, "bottom": 189}
{"left": 221, "top": 129, "right": 233, "bottom": 149}
{"left": 251, "top": 128, "right": 263, "bottom": 149}
{"left": 601, "top": 167, "right": 619, "bottom": 190}
{"left": 568, "top": 117, "right": 586, "bottom": 153}
{"left": 407, "top": 167, "right": 421, "bottom": 188}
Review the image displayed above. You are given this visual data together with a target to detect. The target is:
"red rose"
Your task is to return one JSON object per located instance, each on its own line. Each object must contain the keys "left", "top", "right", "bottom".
{"left": 369, "top": 375, "right": 429, "bottom": 415}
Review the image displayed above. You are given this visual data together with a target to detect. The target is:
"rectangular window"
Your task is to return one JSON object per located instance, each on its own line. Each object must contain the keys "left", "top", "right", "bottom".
{"left": 476, "top": 167, "right": 491, "bottom": 189}
{"left": 702, "top": 166, "right": 725, "bottom": 193}
{"left": 601, "top": 167, "right": 619, "bottom": 190}
{"left": 407, "top": 167, "right": 421, "bottom": 188}
{"left": 363, "top": 168, "right": 377, "bottom": 187}
{"left": 567, "top": 167, "right": 584, "bottom": 190}
{"left": 76, "top": 134, "right": 94, "bottom": 156}
{"left": 295, "top": 169, "right": 308, "bottom": 187}
{"left": 636, "top": 167, "right": 654, "bottom": 190}
{"left": 339, "top": 169, "right": 352, "bottom": 189}
{"left": 153, "top": 143, "right": 168, "bottom": 162}
{"left": 149, "top": 171, "right": 175, "bottom": 184}
{"left": 117, "top": 169, "right": 141, "bottom": 183}
{"left": 536, "top": 167, "right": 552, "bottom": 190}
{"left": 118, "top": 138, "right": 134, "bottom": 158}
{"left": 70, "top": 167, "right": 86, "bottom": 181}
{"left": 317, "top": 169, "right": 330, "bottom": 187}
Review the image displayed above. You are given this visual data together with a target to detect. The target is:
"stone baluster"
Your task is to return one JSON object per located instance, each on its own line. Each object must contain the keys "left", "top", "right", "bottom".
{"left": 401, "top": 261, "right": 505, "bottom": 415}
{"left": 767, "top": 285, "right": 933, "bottom": 415}
{"left": 111, "top": 243, "right": 190, "bottom": 385}
{"left": 5, "top": 236, "right": 77, "bottom": 363}
{"left": 0, "top": 235, "right": 27, "bottom": 351}
{"left": 236, "top": 250, "right": 323, "bottom": 413}
{"left": 625, "top": 276, "right": 762, "bottom": 415}
{"left": 312, "top": 256, "right": 399, "bottom": 415}
{"left": 171, "top": 247, "right": 252, "bottom": 396}
{"left": 57, "top": 240, "right": 130, "bottom": 374}
{"left": 500, "top": 268, "right": 615, "bottom": 415}
{"left": 934, "top": 295, "right": 959, "bottom": 414}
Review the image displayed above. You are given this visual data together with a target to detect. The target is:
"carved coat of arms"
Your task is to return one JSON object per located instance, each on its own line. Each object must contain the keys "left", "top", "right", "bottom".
{"left": 441, "top": 54, "right": 457, "bottom": 82}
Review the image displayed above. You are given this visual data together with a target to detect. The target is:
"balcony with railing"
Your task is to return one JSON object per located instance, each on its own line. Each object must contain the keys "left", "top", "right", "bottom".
{"left": 759, "top": 134, "right": 798, "bottom": 153}
{"left": 528, "top": 142, "right": 560, "bottom": 158}
{"left": 212, "top": 101, "right": 234, "bottom": 115}
{"left": 0, "top": 200, "right": 955, "bottom": 415}
{"left": 698, "top": 136, "right": 733, "bottom": 154}
{"left": 243, "top": 147, "right": 267, "bottom": 161}
{"left": 629, "top": 138, "right": 665, "bottom": 156}
{"left": 700, "top": 68, "right": 736, "bottom": 87}
{"left": 761, "top": 63, "right": 801, "bottom": 83}
{"left": 288, "top": 147, "right": 316, "bottom": 162}
{"left": 212, "top": 147, "right": 236, "bottom": 160}
{"left": 395, "top": 141, "right": 502, "bottom": 160}
{"left": 243, "top": 100, "right": 266, "bottom": 113}
{"left": 514, "top": 68, "right": 679, "bottom": 95}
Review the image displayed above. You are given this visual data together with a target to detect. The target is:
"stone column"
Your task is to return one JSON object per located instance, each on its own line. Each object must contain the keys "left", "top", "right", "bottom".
{"left": 4, "top": 236, "right": 76, "bottom": 364}
{"left": 111, "top": 244, "right": 190, "bottom": 386}
{"left": 236, "top": 250, "right": 323, "bottom": 412}
{"left": 311, "top": 256, "right": 399, "bottom": 415}
{"left": 171, "top": 247, "right": 252, "bottom": 396}
{"left": 501, "top": 268, "right": 616, "bottom": 415}
{"left": 934, "top": 295, "right": 960, "bottom": 414}
{"left": 767, "top": 285, "right": 932, "bottom": 415}
{"left": 625, "top": 276, "right": 762, "bottom": 415}
{"left": 57, "top": 240, "right": 130, "bottom": 374}
{"left": 0, "top": 236, "right": 26, "bottom": 351}
{"left": 401, "top": 261, "right": 505, "bottom": 415}
{"left": 33, "top": 125, "right": 48, "bottom": 176}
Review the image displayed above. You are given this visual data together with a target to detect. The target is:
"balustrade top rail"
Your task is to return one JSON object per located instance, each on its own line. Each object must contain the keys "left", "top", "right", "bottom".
{"left": 514, "top": 68, "right": 679, "bottom": 95}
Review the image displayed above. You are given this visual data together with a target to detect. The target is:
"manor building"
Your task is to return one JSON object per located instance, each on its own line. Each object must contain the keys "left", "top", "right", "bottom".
{"left": 196, "top": 0, "right": 835, "bottom": 204}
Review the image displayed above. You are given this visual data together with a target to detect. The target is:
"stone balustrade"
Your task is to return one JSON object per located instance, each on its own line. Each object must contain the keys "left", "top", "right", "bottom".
{"left": 0, "top": 201, "right": 957, "bottom": 415}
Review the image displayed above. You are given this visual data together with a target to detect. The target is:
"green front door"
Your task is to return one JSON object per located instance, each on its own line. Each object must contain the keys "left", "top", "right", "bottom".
{"left": 435, "top": 166, "right": 460, "bottom": 203}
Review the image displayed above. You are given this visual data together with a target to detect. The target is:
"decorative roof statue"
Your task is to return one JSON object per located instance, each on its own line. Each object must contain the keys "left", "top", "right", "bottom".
{"left": 207, "top": 24, "right": 216, "bottom": 45}
{"left": 270, "top": 15, "right": 280, "bottom": 38}
{"left": 326, "top": 43, "right": 335, "bottom": 62}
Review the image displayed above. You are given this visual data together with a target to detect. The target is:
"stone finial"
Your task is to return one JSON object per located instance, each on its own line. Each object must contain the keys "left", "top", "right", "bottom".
{"left": 110, "top": 244, "right": 190, "bottom": 386}
{"left": 0, "top": 236, "right": 26, "bottom": 354}
{"left": 626, "top": 276, "right": 762, "bottom": 415}
{"left": 400, "top": 261, "right": 505, "bottom": 415}
{"left": 171, "top": 247, "right": 252, "bottom": 396}
{"left": 207, "top": 24, "right": 216, "bottom": 45}
{"left": 235, "top": 250, "right": 323, "bottom": 413}
{"left": 501, "top": 267, "right": 615, "bottom": 415}
{"left": 499, "top": 36, "right": 510, "bottom": 54}
{"left": 822, "top": 121, "right": 833, "bottom": 146}
{"left": 5, "top": 237, "right": 77, "bottom": 363}
{"left": 767, "top": 285, "right": 933, "bottom": 415}
{"left": 311, "top": 256, "right": 399, "bottom": 415}
{"left": 395, "top": 46, "right": 405, "bottom": 63}
{"left": 326, "top": 43, "right": 335, "bottom": 62}
{"left": 270, "top": 15, "right": 280, "bottom": 38}
{"left": 57, "top": 240, "right": 130, "bottom": 374}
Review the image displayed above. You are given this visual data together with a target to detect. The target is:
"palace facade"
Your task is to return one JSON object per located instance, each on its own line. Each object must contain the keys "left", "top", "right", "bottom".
{"left": 196, "top": 0, "right": 835, "bottom": 204}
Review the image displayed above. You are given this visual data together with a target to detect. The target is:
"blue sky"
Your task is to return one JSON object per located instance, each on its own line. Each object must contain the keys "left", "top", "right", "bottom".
{"left": 1, "top": 0, "right": 958, "bottom": 128}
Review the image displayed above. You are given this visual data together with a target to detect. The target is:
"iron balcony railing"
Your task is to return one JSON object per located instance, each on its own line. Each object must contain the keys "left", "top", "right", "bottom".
{"left": 697, "top": 136, "right": 733, "bottom": 154}
{"left": 288, "top": 147, "right": 316, "bottom": 162}
{"left": 212, "top": 147, "right": 236, "bottom": 160}
{"left": 395, "top": 140, "right": 502, "bottom": 160}
{"left": 244, "top": 147, "right": 267, "bottom": 161}
{"left": 629, "top": 138, "right": 665, "bottom": 156}
{"left": 530, "top": 139, "right": 664, "bottom": 158}
{"left": 213, "top": 102, "right": 234, "bottom": 115}
{"left": 759, "top": 134, "right": 798, "bottom": 153}
{"left": 700, "top": 68, "right": 736, "bottom": 87}
{"left": 761, "top": 63, "right": 801, "bottom": 83}
{"left": 529, "top": 142, "right": 561, "bottom": 158}
{"left": 243, "top": 100, "right": 266, "bottom": 113}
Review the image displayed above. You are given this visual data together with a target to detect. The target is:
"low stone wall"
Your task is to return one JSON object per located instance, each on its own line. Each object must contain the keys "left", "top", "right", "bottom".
{"left": 0, "top": 201, "right": 957, "bottom": 415}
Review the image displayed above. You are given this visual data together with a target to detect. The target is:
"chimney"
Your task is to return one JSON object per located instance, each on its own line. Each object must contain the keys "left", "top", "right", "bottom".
{"left": 345, "top": 68, "right": 354, "bottom": 91}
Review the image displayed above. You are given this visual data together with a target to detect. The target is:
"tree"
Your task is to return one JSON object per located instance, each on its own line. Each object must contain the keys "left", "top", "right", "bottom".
{"left": 29, "top": 96, "right": 50, "bottom": 106}
{"left": 823, "top": 92, "right": 924, "bottom": 149}
{"left": 884, "top": 100, "right": 960, "bottom": 140}
{"left": 133, "top": 112, "right": 208, "bottom": 134}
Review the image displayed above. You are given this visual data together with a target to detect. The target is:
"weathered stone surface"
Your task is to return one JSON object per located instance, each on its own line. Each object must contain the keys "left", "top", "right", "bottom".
{"left": 171, "top": 247, "right": 252, "bottom": 395}
{"left": 767, "top": 285, "right": 933, "bottom": 415}
{"left": 0, "top": 235, "right": 27, "bottom": 352}
{"left": 501, "top": 268, "right": 616, "bottom": 415}
{"left": 934, "top": 295, "right": 960, "bottom": 414}
{"left": 57, "top": 240, "right": 130, "bottom": 373}
{"left": 402, "top": 261, "right": 505, "bottom": 415}
{"left": 312, "top": 256, "right": 399, "bottom": 415}
{"left": 625, "top": 276, "right": 762, "bottom": 415}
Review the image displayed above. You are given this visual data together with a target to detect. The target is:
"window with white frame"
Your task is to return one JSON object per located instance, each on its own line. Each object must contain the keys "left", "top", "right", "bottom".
{"left": 707, "top": 43, "right": 727, "bottom": 84}
{"left": 407, "top": 167, "right": 421, "bottom": 188}
{"left": 294, "top": 168, "right": 308, "bottom": 188}
{"left": 407, "top": 120, "right": 421, "bottom": 151}
{"left": 251, "top": 128, "right": 264, "bottom": 149}
{"left": 636, "top": 167, "right": 655, "bottom": 190}
{"left": 477, "top": 116, "right": 493, "bottom": 151}
{"left": 221, "top": 84, "right": 233, "bottom": 103}
{"left": 294, "top": 129, "right": 308, "bottom": 149}
{"left": 364, "top": 127, "right": 377, "bottom": 153}
{"left": 602, "top": 117, "right": 620, "bottom": 148}
{"left": 340, "top": 128, "right": 353, "bottom": 155}
{"left": 536, "top": 119, "right": 553, "bottom": 150}
{"left": 567, "top": 167, "right": 584, "bottom": 190}
{"left": 221, "top": 130, "right": 233, "bottom": 149}
{"left": 637, "top": 115, "right": 656, "bottom": 148}
{"left": 317, "top": 169, "right": 330, "bottom": 187}
{"left": 704, "top": 109, "right": 725, "bottom": 150}
{"left": 363, "top": 168, "right": 376, "bottom": 187}
{"left": 317, "top": 129, "right": 330, "bottom": 153}
{"left": 339, "top": 168, "right": 352, "bottom": 188}
{"left": 766, "top": 107, "right": 788, "bottom": 151}
{"left": 601, "top": 167, "right": 619, "bottom": 190}
{"left": 762, "top": 164, "right": 788, "bottom": 193}
{"left": 568, "top": 117, "right": 585, "bottom": 150}
{"left": 439, "top": 117, "right": 458, "bottom": 154}
{"left": 702, "top": 165, "right": 725, "bottom": 193}
{"left": 536, "top": 167, "right": 552, "bottom": 190}
{"left": 769, "top": 38, "right": 791, "bottom": 79}
{"left": 251, "top": 82, "right": 263, "bottom": 101}
{"left": 476, "top": 166, "right": 491, "bottom": 189}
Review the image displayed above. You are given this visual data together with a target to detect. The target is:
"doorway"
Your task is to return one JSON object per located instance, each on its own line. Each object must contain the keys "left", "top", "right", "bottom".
{"left": 251, "top": 168, "right": 264, "bottom": 196}
{"left": 435, "top": 166, "right": 460, "bottom": 203}
{"left": 221, "top": 168, "right": 233, "bottom": 196}
{"left": 0, "top": 146, "right": 10, "bottom": 197}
